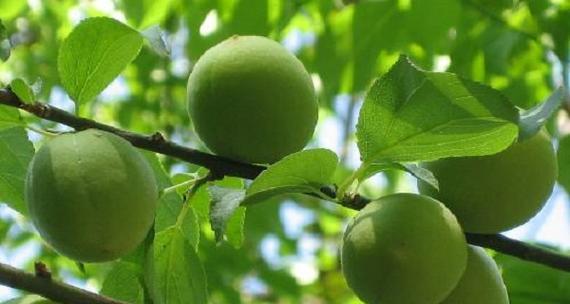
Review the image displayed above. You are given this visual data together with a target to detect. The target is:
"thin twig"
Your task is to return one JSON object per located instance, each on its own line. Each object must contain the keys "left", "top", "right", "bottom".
{"left": 0, "top": 262, "right": 128, "bottom": 304}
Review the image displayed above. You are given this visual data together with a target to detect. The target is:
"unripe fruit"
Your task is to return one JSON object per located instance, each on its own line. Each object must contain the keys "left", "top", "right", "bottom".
{"left": 25, "top": 129, "right": 158, "bottom": 262}
{"left": 341, "top": 193, "right": 467, "bottom": 304}
{"left": 418, "top": 132, "right": 557, "bottom": 233}
{"left": 187, "top": 35, "right": 318, "bottom": 164}
{"left": 441, "top": 245, "right": 509, "bottom": 304}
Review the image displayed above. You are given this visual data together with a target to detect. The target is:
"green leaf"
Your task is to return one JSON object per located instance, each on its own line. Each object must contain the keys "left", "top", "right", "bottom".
{"left": 0, "top": 0, "right": 27, "bottom": 20}
{"left": 519, "top": 87, "right": 567, "bottom": 140}
{"left": 399, "top": 163, "right": 438, "bottom": 190}
{"left": 2, "top": 295, "right": 53, "bottom": 304}
{"left": 9, "top": 78, "right": 34, "bottom": 103}
{"left": 0, "top": 20, "right": 10, "bottom": 62}
{"left": 557, "top": 135, "right": 570, "bottom": 195}
{"left": 121, "top": 0, "right": 175, "bottom": 29}
{"left": 356, "top": 55, "right": 519, "bottom": 165}
{"left": 58, "top": 17, "right": 143, "bottom": 105}
{"left": 225, "top": 206, "right": 246, "bottom": 249}
{"left": 100, "top": 261, "right": 145, "bottom": 304}
{"left": 152, "top": 227, "right": 208, "bottom": 304}
{"left": 0, "top": 106, "right": 22, "bottom": 130}
{"left": 358, "top": 161, "right": 438, "bottom": 191}
{"left": 243, "top": 149, "right": 339, "bottom": 205}
{"left": 0, "top": 127, "right": 34, "bottom": 215}
{"left": 495, "top": 252, "right": 570, "bottom": 303}
{"left": 143, "top": 153, "right": 200, "bottom": 248}
{"left": 208, "top": 185, "right": 246, "bottom": 245}
{"left": 142, "top": 25, "right": 170, "bottom": 57}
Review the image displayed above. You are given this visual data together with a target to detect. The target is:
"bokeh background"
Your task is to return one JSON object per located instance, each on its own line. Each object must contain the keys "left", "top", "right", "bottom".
{"left": 1, "top": 0, "right": 570, "bottom": 303}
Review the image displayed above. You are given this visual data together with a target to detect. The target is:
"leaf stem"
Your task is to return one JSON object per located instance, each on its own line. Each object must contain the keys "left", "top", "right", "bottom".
{"left": 161, "top": 176, "right": 198, "bottom": 195}
{"left": 337, "top": 165, "right": 367, "bottom": 199}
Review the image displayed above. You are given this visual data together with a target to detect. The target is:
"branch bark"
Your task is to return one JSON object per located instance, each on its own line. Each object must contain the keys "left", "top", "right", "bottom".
{"left": 0, "top": 88, "right": 570, "bottom": 302}
{"left": 0, "top": 261, "right": 128, "bottom": 304}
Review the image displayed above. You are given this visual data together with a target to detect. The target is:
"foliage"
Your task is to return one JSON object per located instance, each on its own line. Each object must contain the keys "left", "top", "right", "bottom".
{"left": 0, "top": 0, "right": 569, "bottom": 303}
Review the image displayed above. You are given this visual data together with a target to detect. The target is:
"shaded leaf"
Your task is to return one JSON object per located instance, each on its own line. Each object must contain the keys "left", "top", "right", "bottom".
{"left": 519, "top": 87, "right": 567, "bottom": 140}
{"left": 58, "top": 17, "right": 143, "bottom": 105}
{"left": 0, "top": 19, "right": 10, "bottom": 61}
{"left": 356, "top": 55, "right": 519, "bottom": 165}
{"left": 0, "top": 106, "right": 22, "bottom": 130}
{"left": 9, "top": 78, "right": 34, "bottom": 103}
{"left": 399, "top": 163, "right": 438, "bottom": 190}
{"left": 143, "top": 152, "right": 200, "bottom": 248}
{"left": 152, "top": 227, "right": 208, "bottom": 304}
{"left": 358, "top": 161, "right": 438, "bottom": 191}
{"left": 100, "top": 261, "right": 145, "bottom": 304}
{"left": 243, "top": 149, "right": 338, "bottom": 205}
{"left": 0, "top": 127, "right": 34, "bottom": 214}
{"left": 208, "top": 185, "right": 246, "bottom": 244}
{"left": 142, "top": 25, "right": 170, "bottom": 57}
{"left": 495, "top": 252, "right": 570, "bottom": 303}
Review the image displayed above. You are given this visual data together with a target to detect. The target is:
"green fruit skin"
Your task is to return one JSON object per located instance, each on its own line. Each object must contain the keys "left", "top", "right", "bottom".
{"left": 441, "top": 245, "right": 509, "bottom": 304}
{"left": 25, "top": 129, "right": 158, "bottom": 263}
{"left": 341, "top": 193, "right": 467, "bottom": 304}
{"left": 418, "top": 132, "right": 557, "bottom": 233}
{"left": 187, "top": 35, "right": 318, "bottom": 164}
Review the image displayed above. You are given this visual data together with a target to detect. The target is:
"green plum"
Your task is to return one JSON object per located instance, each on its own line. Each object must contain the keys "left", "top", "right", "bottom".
{"left": 25, "top": 129, "right": 157, "bottom": 262}
{"left": 187, "top": 35, "right": 318, "bottom": 164}
{"left": 418, "top": 132, "right": 557, "bottom": 233}
{"left": 441, "top": 245, "right": 509, "bottom": 304}
{"left": 341, "top": 193, "right": 467, "bottom": 304}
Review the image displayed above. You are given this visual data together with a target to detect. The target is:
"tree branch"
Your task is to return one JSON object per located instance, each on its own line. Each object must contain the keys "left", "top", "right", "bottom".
{"left": 0, "top": 88, "right": 569, "bottom": 302}
{"left": 466, "top": 233, "right": 570, "bottom": 271}
{"left": 0, "top": 89, "right": 265, "bottom": 180}
{"left": 0, "top": 261, "right": 127, "bottom": 304}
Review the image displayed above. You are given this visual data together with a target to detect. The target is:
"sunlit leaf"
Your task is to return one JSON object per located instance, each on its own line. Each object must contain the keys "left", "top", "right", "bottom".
{"left": 356, "top": 55, "right": 519, "bottom": 165}
{"left": 243, "top": 149, "right": 338, "bottom": 205}
{"left": 58, "top": 17, "right": 143, "bottom": 105}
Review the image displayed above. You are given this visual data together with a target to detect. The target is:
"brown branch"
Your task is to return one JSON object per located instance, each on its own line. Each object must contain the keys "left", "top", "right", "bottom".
{"left": 0, "top": 88, "right": 569, "bottom": 298}
{"left": 466, "top": 233, "right": 570, "bottom": 271}
{"left": 0, "top": 89, "right": 265, "bottom": 180}
{"left": 0, "top": 261, "right": 128, "bottom": 304}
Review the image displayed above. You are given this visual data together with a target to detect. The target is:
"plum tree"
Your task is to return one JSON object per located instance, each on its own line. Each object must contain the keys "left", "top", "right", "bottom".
{"left": 187, "top": 35, "right": 318, "bottom": 164}
{"left": 25, "top": 129, "right": 158, "bottom": 263}
{"left": 341, "top": 193, "right": 467, "bottom": 304}
{"left": 418, "top": 132, "right": 557, "bottom": 233}
{"left": 441, "top": 245, "right": 509, "bottom": 304}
